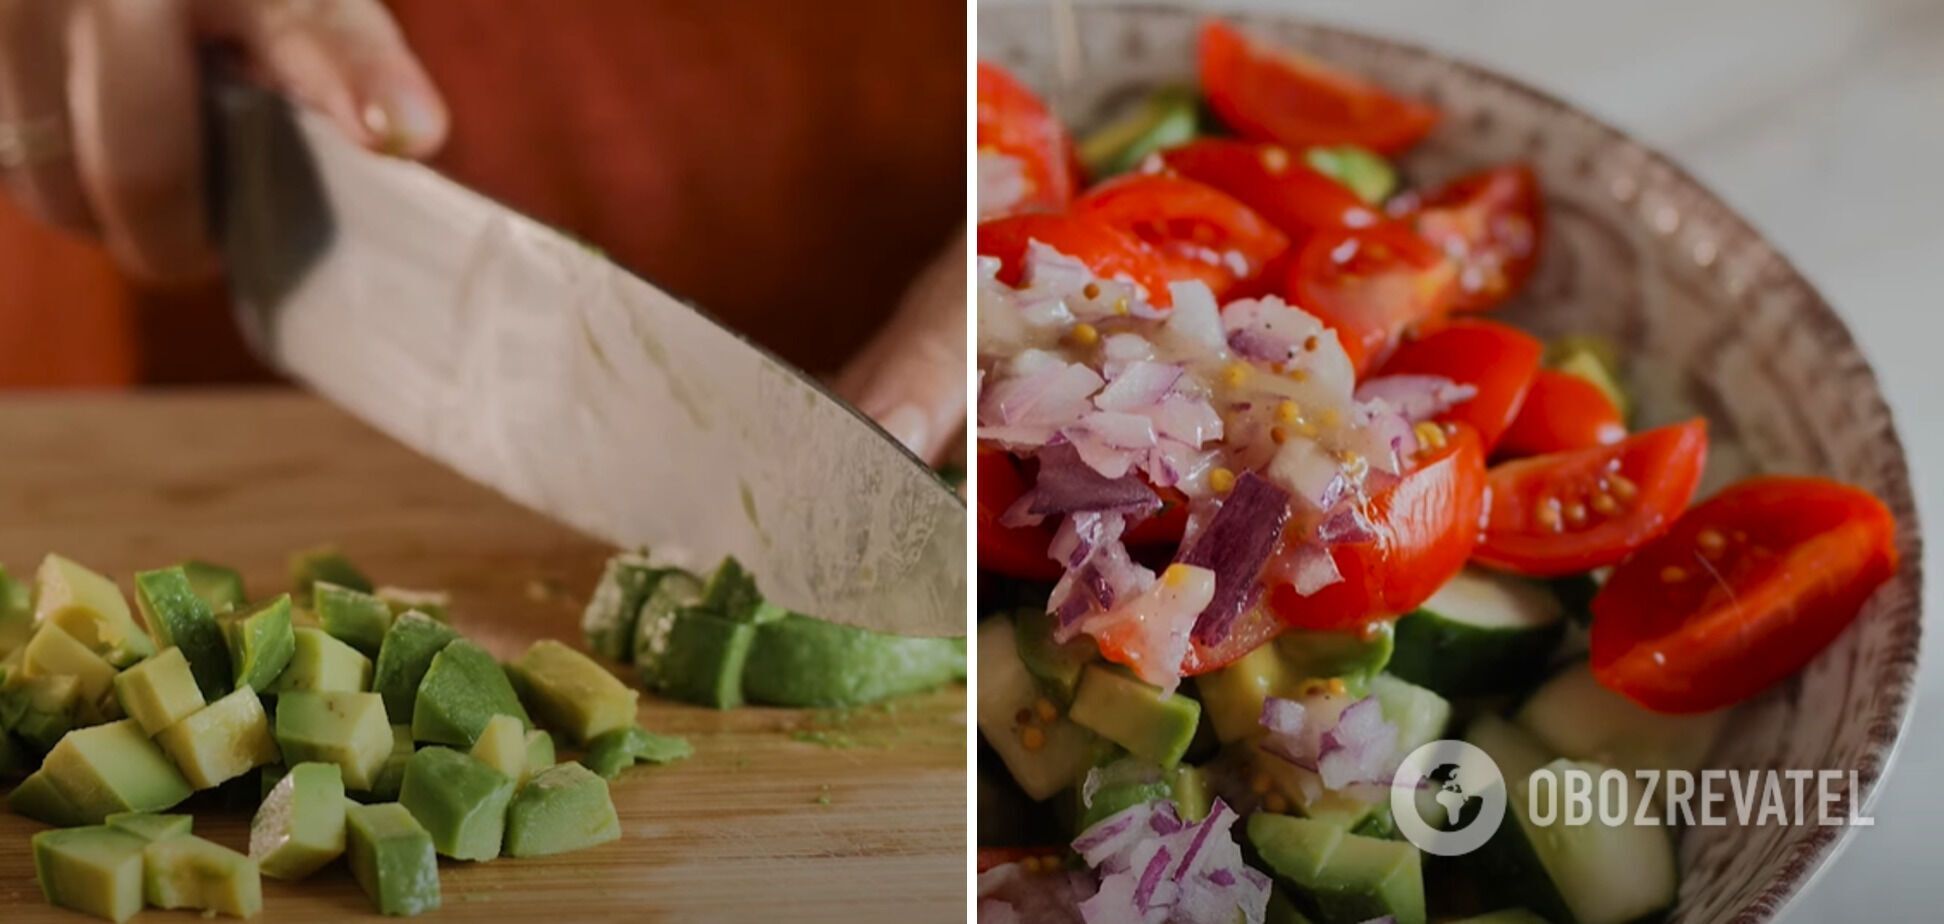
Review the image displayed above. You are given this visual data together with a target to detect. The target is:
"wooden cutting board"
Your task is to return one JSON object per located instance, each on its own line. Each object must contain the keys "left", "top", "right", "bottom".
{"left": 0, "top": 390, "right": 967, "bottom": 923}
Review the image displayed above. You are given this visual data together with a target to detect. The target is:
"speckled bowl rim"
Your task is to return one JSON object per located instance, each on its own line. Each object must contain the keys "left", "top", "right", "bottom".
{"left": 980, "top": 5, "right": 1925, "bottom": 921}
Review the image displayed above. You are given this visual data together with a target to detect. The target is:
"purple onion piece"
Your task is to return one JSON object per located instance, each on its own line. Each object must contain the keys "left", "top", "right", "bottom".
{"left": 1176, "top": 471, "right": 1293, "bottom": 646}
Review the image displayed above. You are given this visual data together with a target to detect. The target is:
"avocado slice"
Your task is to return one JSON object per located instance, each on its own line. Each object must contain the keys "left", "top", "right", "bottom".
{"left": 524, "top": 729, "right": 556, "bottom": 778}
{"left": 225, "top": 593, "right": 297, "bottom": 692}
{"left": 470, "top": 714, "right": 528, "bottom": 781}
{"left": 975, "top": 617, "right": 1100, "bottom": 800}
{"left": 579, "top": 724, "right": 692, "bottom": 779}
{"left": 289, "top": 545, "right": 373, "bottom": 604}
{"left": 398, "top": 746, "right": 517, "bottom": 861}
{"left": 412, "top": 639, "right": 531, "bottom": 746}
{"left": 371, "top": 611, "right": 460, "bottom": 724}
{"left": 275, "top": 626, "right": 372, "bottom": 694}
{"left": 376, "top": 588, "right": 452, "bottom": 623}
{"left": 105, "top": 811, "right": 193, "bottom": 841}
{"left": 741, "top": 613, "right": 966, "bottom": 708}
{"left": 250, "top": 761, "right": 349, "bottom": 880}
{"left": 1012, "top": 609, "right": 1097, "bottom": 706}
{"left": 508, "top": 639, "right": 639, "bottom": 745}
{"left": 345, "top": 801, "right": 441, "bottom": 916}
{"left": 1067, "top": 664, "right": 1200, "bottom": 768}
{"left": 1247, "top": 814, "right": 1426, "bottom": 924}
{"left": 275, "top": 690, "right": 394, "bottom": 791}
{"left": 155, "top": 685, "right": 281, "bottom": 790}
{"left": 21, "top": 621, "right": 120, "bottom": 713}
{"left": 35, "top": 553, "right": 154, "bottom": 668}
{"left": 316, "top": 581, "right": 396, "bottom": 657}
{"left": 135, "top": 566, "right": 233, "bottom": 700}
{"left": 32, "top": 825, "right": 148, "bottom": 923}
{"left": 20, "top": 719, "right": 193, "bottom": 825}
{"left": 2, "top": 673, "right": 81, "bottom": 754}
{"left": 142, "top": 833, "right": 262, "bottom": 917}
{"left": 181, "top": 560, "right": 248, "bottom": 616}
{"left": 502, "top": 761, "right": 622, "bottom": 858}
{"left": 652, "top": 608, "right": 757, "bottom": 709}
{"left": 366, "top": 724, "right": 416, "bottom": 801}
{"left": 1194, "top": 643, "right": 1289, "bottom": 744}
{"left": 1275, "top": 625, "right": 1395, "bottom": 693}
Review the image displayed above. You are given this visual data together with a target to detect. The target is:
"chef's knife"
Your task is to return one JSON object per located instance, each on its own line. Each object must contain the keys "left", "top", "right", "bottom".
{"left": 208, "top": 81, "right": 965, "bottom": 638}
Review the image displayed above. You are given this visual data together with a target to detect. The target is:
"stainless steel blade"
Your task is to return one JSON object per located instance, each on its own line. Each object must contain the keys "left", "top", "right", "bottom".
{"left": 210, "top": 83, "right": 964, "bottom": 637}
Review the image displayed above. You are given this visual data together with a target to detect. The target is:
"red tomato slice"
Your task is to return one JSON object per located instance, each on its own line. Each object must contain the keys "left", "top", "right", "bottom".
{"left": 977, "top": 447, "right": 1061, "bottom": 581}
{"left": 1160, "top": 139, "right": 1381, "bottom": 240}
{"left": 1123, "top": 484, "right": 1190, "bottom": 549}
{"left": 977, "top": 61, "right": 1077, "bottom": 216}
{"left": 1476, "top": 420, "right": 1709, "bottom": 577}
{"left": 1377, "top": 319, "right": 1543, "bottom": 451}
{"left": 1076, "top": 173, "right": 1291, "bottom": 299}
{"left": 1497, "top": 369, "right": 1627, "bottom": 458}
{"left": 1198, "top": 20, "right": 1439, "bottom": 155}
{"left": 1399, "top": 164, "right": 1544, "bottom": 312}
{"left": 1266, "top": 424, "right": 1487, "bottom": 632}
{"left": 1284, "top": 225, "right": 1458, "bottom": 375}
{"left": 978, "top": 212, "right": 1176, "bottom": 307}
{"left": 1590, "top": 477, "right": 1898, "bottom": 713}
{"left": 1181, "top": 603, "right": 1289, "bottom": 677}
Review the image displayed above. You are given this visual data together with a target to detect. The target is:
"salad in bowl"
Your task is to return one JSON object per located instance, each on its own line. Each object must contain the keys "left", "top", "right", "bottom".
{"left": 976, "top": 18, "right": 1903, "bottom": 924}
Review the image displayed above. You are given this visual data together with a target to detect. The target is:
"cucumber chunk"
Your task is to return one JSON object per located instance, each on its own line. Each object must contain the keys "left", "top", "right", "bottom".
{"left": 1304, "top": 145, "right": 1398, "bottom": 205}
{"left": 1076, "top": 84, "right": 1199, "bottom": 178}
{"left": 1390, "top": 569, "right": 1563, "bottom": 697}
{"left": 1484, "top": 759, "right": 1677, "bottom": 924}
{"left": 1515, "top": 662, "right": 1725, "bottom": 776}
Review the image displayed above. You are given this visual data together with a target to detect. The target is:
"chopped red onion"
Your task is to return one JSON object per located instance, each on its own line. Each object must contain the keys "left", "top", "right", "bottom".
{"left": 1133, "top": 845, "right": 1172, "bottom": 910}
{"left": 978, "top": 863, "right": 1094, "bottom": 924}
{"left": 979, "top": 152, "right": 1030, "bottom": 220}
{"left": 1002, "top": 444, "right": 1161, "bottom": 528}
{"left": 1065, "top": 411, "right": 1159, "bottom": 479}
{"left": 1164, "top": 281, "right": 1227, "bottom": 353}
{"left": 1070, "top": 797, "right": 1270, "bottom": 924}
{"left": 1354, "top": 375, "right": 1476, "bottom": 423}
{"left": 1264, "top": 436, "right": 1348, "bottom": 513}
{"left": 1176, "top": 472, "right": 1293, "bottom": 647}
{"left": 1096, "top": 361, "right": 1184, "bottom": 411}
{"left": 1146, "top": 396, "right": 1224, "bottom": 446}
{"left": 979, "top": 362, "right": 1104, "bottom": 447}
{"left": 1259, "top": 697, "right": 1306, "bottom": 737}
{"left": 1317, "top": 695, "right": 1398, "bottom": 791}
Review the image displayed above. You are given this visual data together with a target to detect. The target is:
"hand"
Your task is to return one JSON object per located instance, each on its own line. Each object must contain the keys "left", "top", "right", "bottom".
{"left": 0, "top": 0, "right": 446, "bottom": 281}
{"left": 835, "top": 230, "right": 967, "bottom": 466}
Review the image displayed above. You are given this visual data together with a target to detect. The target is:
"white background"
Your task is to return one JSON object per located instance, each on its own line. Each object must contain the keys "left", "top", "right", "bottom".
{"left": 1014, "top": 0, "right": 1944, "bottom": 913}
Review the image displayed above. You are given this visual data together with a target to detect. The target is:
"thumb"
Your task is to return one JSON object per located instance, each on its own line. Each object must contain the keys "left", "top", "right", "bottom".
{"left": 836, "top": 230, "right": 968, "bottom": 465}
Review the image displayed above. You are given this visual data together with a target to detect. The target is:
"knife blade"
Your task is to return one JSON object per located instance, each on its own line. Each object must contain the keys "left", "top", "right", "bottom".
{"left": 208, "top": 81, "right": 965, "bottom": 638}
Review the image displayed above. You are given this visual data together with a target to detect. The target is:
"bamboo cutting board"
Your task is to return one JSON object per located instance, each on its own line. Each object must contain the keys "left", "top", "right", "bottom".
{"left": 0, "top": 390, "right": 967, "bottom": 923}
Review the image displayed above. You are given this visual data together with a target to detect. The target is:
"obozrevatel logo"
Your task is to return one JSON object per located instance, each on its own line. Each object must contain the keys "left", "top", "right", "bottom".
{"left": 1390, "top": 740, "right": 1506, "bottom": 857}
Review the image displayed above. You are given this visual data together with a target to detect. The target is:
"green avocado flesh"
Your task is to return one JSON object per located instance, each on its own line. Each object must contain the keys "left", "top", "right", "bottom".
{"left": 135, "top": 566, "right": 233, "bottom": 701}
{"left": 275, "top": 690, "right": 393, "bottom": 791}
{"left": 12, "top": 719, "right": 192, "bottom": 825}
{"left": 377, "top": 588, "right": 451, "bottom": 623}
{"left": 470, "top": 714, "right": 528, "bottom": 782}
{"left": 698, "top": 556, "right": 782, "bottom": 624}
{"left": 22, "top": 622, "right": 120, "bottom": 717}
{"left": 651, "top": 609, "right": 756, "bottom": 709}
{"left": 32, "top": 825, "right": 147, "bottom": 923}
{"left": 581, "top": 724, "right": 692, "bottom": 779}
{"left": 507, "top": 639, "right": 637, "bottom": 745}
{"left": 35, "top": 553, "right": 154, "bottom": 668}
{"left": 412, "top": 639, "right": 530, "bottom": 747}
{"left": 368, "top": 724, "right": 417, "bottom": 801}
{"left": 1012, "top": 609, "right": 1096, "bottom": 706}
{"left": 275, "top": 626, "right": 372, "bottom": 693}
{"left": 155, "top": 685, "right": 280, "bottom": 790}
{"left": 741, "top": 613, "right": 966, "bottom": 707}
{"left": 346, "top": 801, "right": 442, "bottom": 916}
{"left": 502, "top": 761, "right": 621, "bottom": 858}
{"left": 1067, "top": 664, "right": 1200, "bottom": 768}
{"left": 226, "top": 594, "right": 297, "bottom": 692}
{"left": 0, "top": 563, "right": 34, "bottom": 657}
{"left": 251, "top": 761, "right": 349, "bottom": 880}
{"left": 289, "top": 546, "right": 373, "bottom": 604}
{"left": 317, "top": 581, "right": 396, "bottom": 657}
{"left": 182, "top": 560, "right": 248, "bottom": 615}
{"left": 105, "top": 811, "right": 193, "bottom": 841}
{"left": 631, "top": 569, "right": 703, "bottom": 687}
{"left": 4, "top": 672, "right": 83, "bottom": 754}
{"left": 142, "top": 833, "right": 262, "bottom": 917}
{"left": 372, "top": 612, "right": 460, "bottom": 725}
{"left": 398, "top": 746, "right": 516, "bottom": 861}
{"left": 1248, "top": 813, "right": 1426, "bottom": 924}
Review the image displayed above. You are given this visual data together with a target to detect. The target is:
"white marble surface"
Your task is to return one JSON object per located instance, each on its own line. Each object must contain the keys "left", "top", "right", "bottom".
{"left": 1005, "top": 0, "right": 1944, "bottom": 913}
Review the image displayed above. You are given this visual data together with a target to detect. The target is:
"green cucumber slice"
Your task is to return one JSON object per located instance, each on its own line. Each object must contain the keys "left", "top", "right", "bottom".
{"left": 1484, "top": 759, "right": 1676, "bottom": 924}
{"left": 1515, "top": 662, "right": 1725, "bottom": 776}
{"left": 1076, "top": 84, "right": 1199, "bottom": 178}
{"left": 1390, "top": 569, "right": 1564, "bottom": 697}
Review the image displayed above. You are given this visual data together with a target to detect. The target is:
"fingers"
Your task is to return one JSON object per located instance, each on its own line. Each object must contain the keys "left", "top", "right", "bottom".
{"left": 66, "top": 0, "right": 214, "bottom": 281}
{"left": 0, "top": 0, "right": 93, "bottom": 234}
{"left": 836, "top": 231, "right": 969, "bottom": 465}
{"left": 194, "top": 0, "right": 447, "bottom": 158}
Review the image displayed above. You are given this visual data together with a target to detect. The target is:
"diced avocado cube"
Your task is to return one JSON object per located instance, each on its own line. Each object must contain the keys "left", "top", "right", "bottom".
{"left": 226, "top": 594, "right": 296, "bottom": 692}
{"left": 580, "top": 725, "right": 692, "bottom": 780}
{"left": 250, "top": 761, "right": 348, "bottom": 880}
{"left": 105, "top": 811, "right": 193, "bottom": 841}
{"left": 290, "top": 545, "right": 373, "bottom": 604}
{"left": 22, "top": 620, "right": 120, "bottom": 710}
{"left": 654, "top": 608, "right": 755, "bottom": 709}
{"left": 32, "top": 825, "right": 147, "bottom": 923}
{"left": 398, "top": 746, "right": 516, "bottom": 861}
{"left": 1076, "top": 84, "right": 1198, "bottom": 178}
{"left": 502, "top": 761, "right": 621, "bottom": 858}
{"left": 698, "top": 556, "right": 784, "bottom": 623}
{"left": 742, "top": 613, "right": 966, "bottom": 708}
{"left": 1248, "top": 814, "right": 1425, "bottom": 924}
{"left": 366, "top": 724, "right": 415, "bottom": 801}
{"left": 1011, "top": 609, "right": 1096, "bottom": 706}
{"left": 182, "top": 560, "right": 249, "bottom": 615}
{"left": 1275, "top": 624, "right": 1395, "bottom": 693}
{"left": 156, "top": 686, "right": 281, "bottom": 789}
{"left": 11, "top": 769, "right": 86, "bottom": 826}
{"left": 580, "top": 552, "right": 664, "bottom": 662}
{"left": 470, "top": 714, "right": 528, "bottom": 782}
{"left": 0, "top": 563, "right": 34, "bottom": 658}
{"left": 376, "top": 587, "right": 451, "bottom": 623}
{"left": 136, "top": 567, "right": 233, "bottom": 700}
{"left": 412, "top": 639, "right": 530, "bottom": 747}
{"left": 508, "top": 639, "right": 638, "bottom": 745}
{"left": 631, "top": 569, "right": 703, "bottom": 687}
{"left": 524, "top": 730, "right": 556, "bottom": 777}
{"left": 371, "top": 612, "right": 460, "bottom": 724}
{"left": 345, "top": 801, "right": 442, "bottom": 916}
{"left": 260, "top": 762, "right": 289, "bottom": 801}
{"left": 35, "top": 553, "right": 154, "bottom": 667}
{"left": 275, "top": 626, "right": 372, "bottom": 693}
{"left": 275, "top": 690, "right": 393, "bottom": 791}
{"left": 142, "top": 833, "right": 262, "bottom": 917}
{"left": 1195, "top": 643, "right": 1288, "bottom": 743}
{"left": 317, "top": 581, "right": 395, "bottom": 656}
{"left": 3, "top": 673, "right": 81, "bottom": 754}
{"left": 28, "top": 719, "right": 193, "bottom": 824}
{"left": 1068, "top": 665, "right": 1201, "bottom": 768}
{"left": 114, "top": 648, "right": 208, "bottom": 735}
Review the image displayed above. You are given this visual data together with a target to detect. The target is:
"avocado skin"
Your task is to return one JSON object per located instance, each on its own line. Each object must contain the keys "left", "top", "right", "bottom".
{"left": 742, "top": 614, "right": 966, "bottom": 708}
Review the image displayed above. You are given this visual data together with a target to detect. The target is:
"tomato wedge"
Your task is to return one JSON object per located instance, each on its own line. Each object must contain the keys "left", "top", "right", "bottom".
{"left": 1182, "top": 603, "right": 1289, "bottom": 677}
{"left": 1267, "top": 424, "right": 1487, "bottom": 632}
{"left": 977, "top": 212, "right": 1176, "bottom": 307}
{"left": 1476, "top": 420, "right": 1708, "bottom": 577}
{"left": 1198, "top": 20, "right": 1439, "bottom": 155}
{"left": 1123, "top": 484, "right": 1190, "bottom": 549}
{"left": 1160, "top": 139, "right": 1381, "bottom": 240}
{"left": 977, "top": 61, "right": 1077, "bottom": 216}
{"left": 1590, "top": 477, "right": 1898, "bottom": 713}
{"left": 1399, "top": 164, "right": 1544, "bottom": 312}
{"left": 1376, "top": 319, "right": 1542, "bottom": 451}
{"left": 977, "top": 447, "right": 1061, "bottom": 581}
{"left": 1284, "top": 225, "right": 1458, "bottom": 375}
{"left": 1497, "top": 369, "right": 1627, "bottom": 458}
{"left": 1076, "top": 173, "right": 1291, "bottom": 299}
